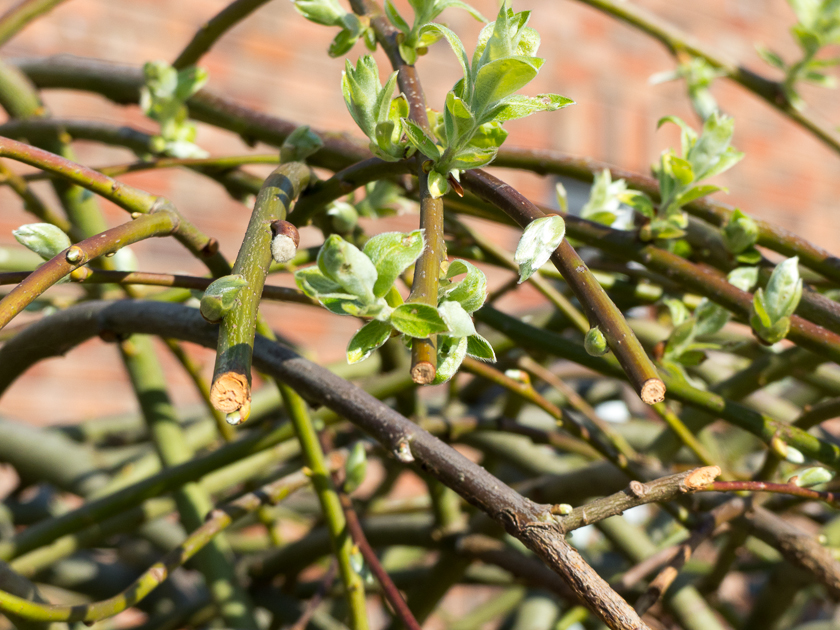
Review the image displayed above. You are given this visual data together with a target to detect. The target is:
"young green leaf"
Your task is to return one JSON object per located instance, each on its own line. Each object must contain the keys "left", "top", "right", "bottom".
{"left": 200, "top": 274, "right": 248, "bottom": 323}
{"left": 723, "top": 209, "right": 759, "bottom": 254}
{"left": 514, "top": 215, "right": 566, "bottom": 283}
{"left": 280, "top": 125, "right": 324, "bottom": 163}
{"left": 363, "top": 230, "right": 425, "bottom": 298}
{"left": 12, "top": 223, "right": 71, "bottom": 261}
{"left": 390, "top": 303, "right": 449, "bottom": 338}
{"left": 401, "top": 118, "right": 442, "bottom": 160}
{"left": 432, "top": 335, "right": 469, "bottom": 384}
{"left": 466, "top": 333, "right": 496, "bottom": 361}
{"left": 439, "top": 259, "right": 487, "bottom": 313}
{"left": 347, "top": 319, "right": 393, "bottom": 364}
{"left": 728, "top": 266, "right": 759, "bottom": 292}
{"left": 317, "top": 235, "right": 378, "bottom": 303}
{"left": 438, "top": 300, "right": 477, "bottom": 338}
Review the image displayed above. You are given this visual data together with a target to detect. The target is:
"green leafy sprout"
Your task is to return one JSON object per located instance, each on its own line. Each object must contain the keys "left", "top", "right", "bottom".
{"left": 642, "top": 112, "right": 744, "bottom": 241}
{"left": 140, "top": 60, "right": 209, "bottom": 158}
{"left": 750, "top": 256, "right": 803, "bottom": 344}
{"left": 293, "top": 0, "right": 376, "bottom": 57}
{"left": 340, "top": 2, "right": 574, "bottom": 198}
{"left": 384, "top": 0, "right": 486, "bottom": 65}
{"left": 650, "top": 56, "right": 724, "bottom": 121}
{"left": 757, "top": 0, "right": 840, "bottom": 109}
{"left": 294, "top": 231, "right": 495, "bottom": 383}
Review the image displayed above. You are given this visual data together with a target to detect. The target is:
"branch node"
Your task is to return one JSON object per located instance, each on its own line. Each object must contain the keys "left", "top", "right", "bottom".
{"left": 683, "top": 466, "right": 722, "bottom": 492}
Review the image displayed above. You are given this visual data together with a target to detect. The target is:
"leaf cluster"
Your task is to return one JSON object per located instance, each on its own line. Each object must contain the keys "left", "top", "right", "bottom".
{"left": 293, "top": 0, "right": 375, "bottom": 57}
{"left": 140, "top": 61, "right": 208, "bottom": 158}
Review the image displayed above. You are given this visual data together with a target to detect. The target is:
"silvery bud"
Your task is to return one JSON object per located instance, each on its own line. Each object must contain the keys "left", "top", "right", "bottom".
{"left": 200, "top": 274, "right": 248, "bottom": 323}
{"left": 13, "top": 223, "right": 71, "bottom": 261}
{"left": 270, "top": 220, "right": 300, "bottom": 265}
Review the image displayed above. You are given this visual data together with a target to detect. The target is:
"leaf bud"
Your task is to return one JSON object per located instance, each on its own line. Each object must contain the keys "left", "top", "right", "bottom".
{"left": 585, "top": 326, "right": 609, "bottom": 356}
{"left": 199, "top": 274, "right": 248, "bottom": 323}
{"left": 270, "top": 220, "right": 300, "bottom": 264}
{"left": 770, "top": 434, "right": 805, "bottom": 464}
{"left": 722, "top": 209, "right": 758, "bottom": 254}
{"left": 65, "top": 246, "right": 85, "bottom": 264}
{"left": 792, "top": 467, "right": 834, "bottom": 488}
{"left": 12, "top": 223, "right": 71, "bottom": 261}
{"left": 326, "top": 201, "right": 358, "bottom": 233}
{"left": 280, "top": 125, "right": 324, "bottom": 163}
{"left": 343, "top": 442, "right": 368, "bottom": 493}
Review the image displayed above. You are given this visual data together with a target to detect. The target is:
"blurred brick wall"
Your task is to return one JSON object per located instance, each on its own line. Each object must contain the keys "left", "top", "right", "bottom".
{"left": 0, "top": 0, "right": 838, "bottom": 424}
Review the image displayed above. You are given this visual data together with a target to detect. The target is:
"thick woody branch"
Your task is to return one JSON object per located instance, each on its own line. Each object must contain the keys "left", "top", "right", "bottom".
{"left": 462, "top": 169, "right": 665, "bottom": 405}
{"left": 555, "top": 467, "right": 721, "bottom": 533}
{"left": 0, "top": 300, "right": 650, "bottom": 630}
{"left": 210, "top": 162, "right": 309, "bottom": 416}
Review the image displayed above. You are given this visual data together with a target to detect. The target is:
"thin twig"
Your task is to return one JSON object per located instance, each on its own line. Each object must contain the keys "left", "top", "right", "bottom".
{"left": 462, "top": 169, "right": 666, "bottom": 405}
{"left": 0, "top": 0, "right": 68, "bottom": 47}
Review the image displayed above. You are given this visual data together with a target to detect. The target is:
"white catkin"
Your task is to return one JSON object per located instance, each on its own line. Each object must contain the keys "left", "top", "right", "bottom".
{"left": 271, "top": 234, "right": 297, "bottom": 264}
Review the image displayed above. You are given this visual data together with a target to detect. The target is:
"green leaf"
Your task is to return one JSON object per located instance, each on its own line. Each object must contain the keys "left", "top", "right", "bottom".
{"left": 390, "top": 303, "right": 449, "bottom": 338}
{"left": 438, "top": 300, "right": 476, "bottom": 337}
{"left": 465, "top": 120, "right": 508, "bottom": 149}
{"left": 665, "top": 319, "right": 697, "bottom": 360}
{"left": 317, "top": 234, "right": 378, "bottom": 303}
{"left": 440, "top": 259, "right": 487, "bottom": 313}
{"left": 384, "top": 0, "right": 410, "bottom": 34}
{"left": 663, "top": 297, "right": 691, "bottom": 326}
{"left": 432, "top": 336, "right": 469, "bottom": 384}
{"left": 658, "top": 115, "right": 697, "bottom": 156}
{"left": 295, "top": 266, "right": 347, "bottom": 299}
{"left": 12, "top": 223, "right": 71, "bottom": 261}
{"left": 281, "top": 125, "right": 324, "bottom": 163}
{"left": 174, "top": 66, "right": 208, "bottom": 101}
{"left": 765, "top": 256, "right": 802, "bottom": 321}
{"left": 555, "top": 182, "right": 568, "bottom": 213}
{"left": 363, "top": 230, "right": 425, "bottom": 298}
{"left": 514, "top": 215, "right": 566, "bottom": 283}
{"left": 444, "top": 90, "right": 476, "bottom": 146}
{"left": 448, "top": 145, "right": 499, "bottom": 170}
{"left": 427, "top": 169, "right": 450, "bottom": 198}
{"left": 722, "top": 208, "right": 759, "bottom": 254}
{"left": 756, "top": 45, "right": 787, "bottom": 69}
{"left": 663, "top": 153, "right": 695, "bottom": 186}
{"left": 420, "top": 23, "right": 471, "bottom": 88}
{"left": 688, "top": 112, "right": 743, "bottom": 180}
{"left": 485, "top": 93, "right": 574, "bottom": 123}
{"left": 675, "top": 183, "right": 723, "bottom": 207}
{"left": 751, "top": 288, "right": 773, "bottom": 328}
{"left": 728, "top": 265, "right": 759, "bottom": 291}
{"left": 736, "top": 247, "right": 763, "bottom": 265}
{"left": 347, "top": 320, "right": 393, "bottom": 364}
{"left": 694, "top": 298, "right": 730, "bottom": 336}
{"left": 472, "top": 56, "right": 542, "bottom": 114}
{"left": 401, "top": 118, "right": 441, "bottom": 160}
{"left": 342, "top": 57, "right": 381, "bottom": 138}
{"left": 466, "top": 333, "right": 496, "bottom": 361}
{"left": 293, "top": 0, "right": 346, "bottom": 26}
{"left": 793, "top": 467, "right": 834, "bottom": 487}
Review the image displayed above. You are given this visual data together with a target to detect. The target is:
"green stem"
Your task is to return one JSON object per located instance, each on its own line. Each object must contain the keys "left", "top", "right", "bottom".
{"left": 281, "top": 384, "right": 369, "bottom": 630}
{"left": 172, "top": 0, "right": 273, "bottom": 69}
{"left": 0, "top": 0, "right": 67, "bottom": 45}
{"left": 462, "top": 169, "right": 666, "bottom": 405}
{"left": 210, "top": 162, "right": 310, "bottom": 416}
{"left": 0, "top": 461, "right": 329, "bottom": 623}
{"left": 477, "top": 306, "right": 840, "bottom": 472}
{"left": 0, "top": 212, "right": 178, "bottom": 331}
{"left": 119, "top": 334, "right": 258, "bottom": 628}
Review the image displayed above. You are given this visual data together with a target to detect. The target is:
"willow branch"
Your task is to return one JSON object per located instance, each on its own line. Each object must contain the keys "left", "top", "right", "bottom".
{"left": 119, "top": 333, "right": 258, "bottom": 628}
{"left": 703, "top": 480, "right": 840, "bottom": 508}
{"left": 570, "top": 0, "right": 840, "bottom": 156}
{"left": 210, "top": 162, "right": 309, "bottom": 416}
{"left": 493, "top": 146, "right": 840, "bottom": 285}
{"left": 554, "top": 467, "right": 721, "bottom": 533}
{"left": 0, "top": 136, "right": 228, "bottom": 274}
{"left": 0, "top": 212, "right": 178, "bottom": 331}
{"left": 0, "top": 461, "right": 333, "bottom": 623}
{"left": 462, "top": 169, "right": 665, "bottom": 405}
{"left": 477, "top": 306, "right": 840, "bottom": 472}
{"left": 339, "top": 493, "right": 420, "bottom": 630}
{"left": 0, "top": 267, "right": 316, "bottom": 305}
{"left": 0, "top": 0, "right": 68, "bottom": 47}
{"left": 172, "top": 0, "right": 274, "bottom": 69}
{"left": 3, "top": 300, "right": 650, "bottom": 630}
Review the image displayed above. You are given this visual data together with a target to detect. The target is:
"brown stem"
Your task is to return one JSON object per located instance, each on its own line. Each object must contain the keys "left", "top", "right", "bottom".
{"left": 703, "top": 480, "right": 840, "bottom": 508}
{"left": 462, "top": 169, "right": 665, "bottom": 405}
{"left": 554, "top": 467, "right": 721, "bottom": 533}
{"left": 339, "top": 493, "right": 421, "bottom": 630}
